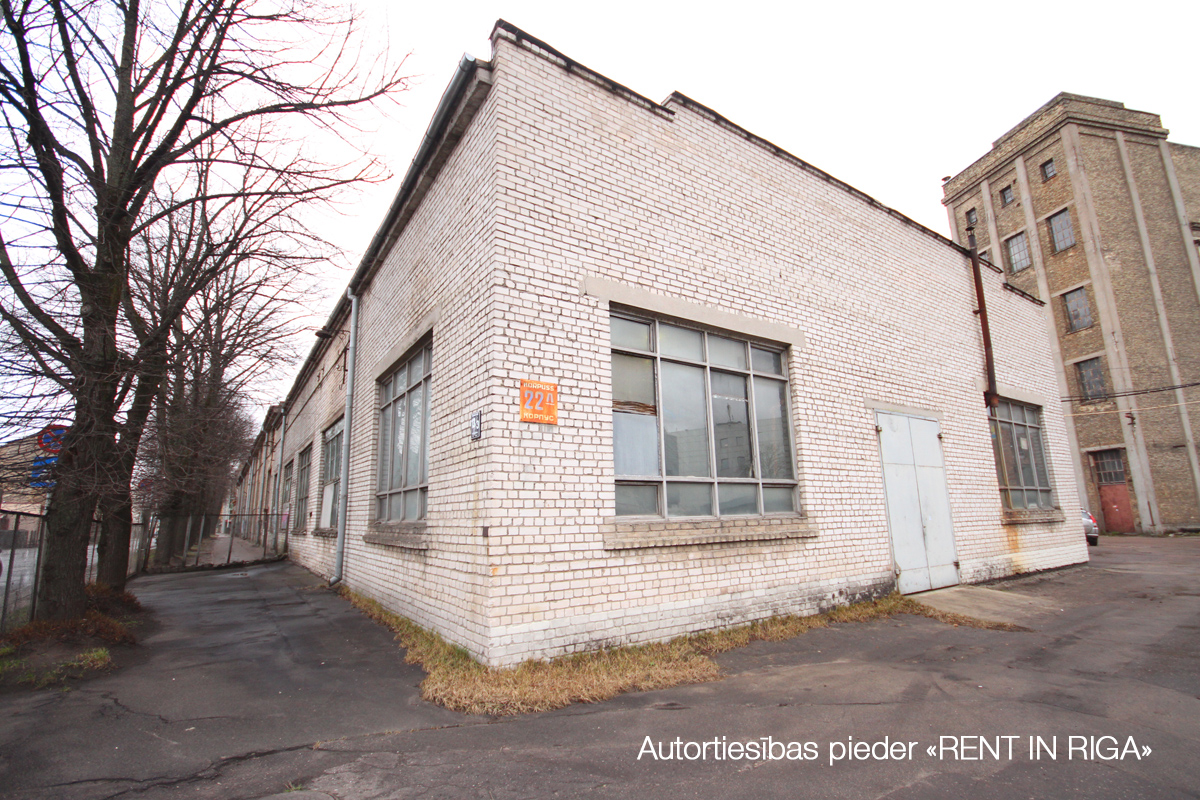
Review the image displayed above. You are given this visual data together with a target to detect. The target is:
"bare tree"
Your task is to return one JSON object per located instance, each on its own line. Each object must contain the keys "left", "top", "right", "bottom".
{"left": 0, "top": 0, "right": 407, "bottom": 617}
{"left": 95, "top": 155, "right": 314, "bottom": 586}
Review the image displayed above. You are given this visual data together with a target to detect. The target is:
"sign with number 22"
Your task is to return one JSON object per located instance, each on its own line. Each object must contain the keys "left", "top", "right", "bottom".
{"left": 520, "top": 380, "right": 558, "bottom": 424}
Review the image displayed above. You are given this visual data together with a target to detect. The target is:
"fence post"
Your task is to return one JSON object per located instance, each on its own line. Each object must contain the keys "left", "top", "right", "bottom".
{"left": 141, "top": 517, "right": 157, "bottom": 573}
{"left": 29, "top": 516, "right": 45, "bottom": 622}
{"left": 226, "top": 515, "right": 235, "bottom": 566}
{"left": 195, "top": 515, "right": 207, "bottom": 566}
{"left": 181, "top": 515, "right": 194, "bottom": 566}
{"left": 1, "top": 512, "right": 20, "bottom": 631}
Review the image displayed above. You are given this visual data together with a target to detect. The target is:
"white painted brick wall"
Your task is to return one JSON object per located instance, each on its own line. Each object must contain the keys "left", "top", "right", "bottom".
{"left": 246, "top": 29, "right": 1086, "bottom": 667}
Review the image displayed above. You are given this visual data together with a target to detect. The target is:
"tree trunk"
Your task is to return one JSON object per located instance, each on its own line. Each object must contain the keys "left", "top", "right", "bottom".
{"left": 96, "top": 496, "right": 133, "bottom": 590}
{"left": 95, "top": 369, "right": 160, "bottom": 588}
{"left": 35, "top": 434, "right": 101, "bottom": 620}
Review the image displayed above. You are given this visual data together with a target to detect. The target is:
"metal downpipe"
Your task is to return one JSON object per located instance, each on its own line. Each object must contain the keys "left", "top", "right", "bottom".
{"left": 331, "top": 289, "right": 360, "bottom": 586}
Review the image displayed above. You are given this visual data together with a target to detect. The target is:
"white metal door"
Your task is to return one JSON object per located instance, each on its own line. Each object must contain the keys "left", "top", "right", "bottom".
{"left": 877, "top": 412, "right": 959, "bottom": 593}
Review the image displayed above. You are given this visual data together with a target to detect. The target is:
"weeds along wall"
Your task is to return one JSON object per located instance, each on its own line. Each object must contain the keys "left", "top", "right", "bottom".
{"left": 254, "top": 23, "right": 1085, "bottom": 667}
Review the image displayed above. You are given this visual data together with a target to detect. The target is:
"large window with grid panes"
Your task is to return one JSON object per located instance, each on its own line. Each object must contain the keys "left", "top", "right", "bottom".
{"left": 294, "top": 446, "right": 311, "bottom": 529}
{"left": 989, "top": 400, "right": 1056, "bottom": 511}
{"left": 376, "top": 341, "right": 432, "bottom": 522}
{"left": 319, "top": 418, "right": 344, "bottom": 529}
{"left": 609, "top": 312, "right": 798, "bottom": 518}
{"left": 1004, "top": 231, "right": 1032, "bottom": 272}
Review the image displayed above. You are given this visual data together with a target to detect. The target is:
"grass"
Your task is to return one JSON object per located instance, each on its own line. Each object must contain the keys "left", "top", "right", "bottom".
{"left": 0, "top": 646, "right": 112, "bottom": 689}
{"left": 0, "top": 582, "right": 142, "bottom": 691}
{"left": 340, "top": 588, "right": 1017, "bottom": 716}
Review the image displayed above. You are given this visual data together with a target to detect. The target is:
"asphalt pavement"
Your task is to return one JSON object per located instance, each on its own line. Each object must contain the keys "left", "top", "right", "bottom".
{"left": 1, "top": 536, "right": 1197, "bottom": 800}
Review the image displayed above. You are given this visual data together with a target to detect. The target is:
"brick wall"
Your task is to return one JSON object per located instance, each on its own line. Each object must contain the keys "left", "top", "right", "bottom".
{"left": 257, "top": 30, "right": 1085, "bottom": 667}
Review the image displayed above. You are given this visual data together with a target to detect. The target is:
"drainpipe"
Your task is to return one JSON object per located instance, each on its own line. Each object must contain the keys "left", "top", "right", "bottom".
{"left": 272, "top": 406, "right": 287, "bottom": 553}
{"left": 330, "top": 288, "right": 359, "bottom": 586}
{"left": 969, "top": 226, "right": 999, "bottom": 407}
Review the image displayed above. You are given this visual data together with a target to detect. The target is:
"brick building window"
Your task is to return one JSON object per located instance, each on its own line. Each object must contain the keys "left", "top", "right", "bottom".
{"left": 281, "top": 460, "right": 293, "bottom": 524}
{"left": 1000, "top": 185, "right": 1014, "bottom": 206}
{"left": 376, "top": 342, "right": 432, "bottom": 522}
{"left": 965, "top": 207, "right": 978, "bottom": 227}
{"left": 1092, "top": 449, "right": 1125, "bottom": 485}
{"left": 319, "top": 418, "right": 344, "bottom": 529}
{"left": 1004, "top": 231, "right": 1032, "bottom": 272}
{"left": 1041, "top": 159, "right": 1057, "bottom": 180}
{"left": 1049, "top": 209, "right": 1076, "bottom": 252}
{"left": 1063, "top": 287, "right": 1093, "bottom": 331}
{"left": 610, "top": 313, "right": 797, "bottom": 518}
{"left": 989, "top": 400, "right": 1055, "bottom": 510}
{"left": 1076, "top": 357, "right": 1107, "bottom": 401}
{"left": 294, "top": 446, "right": 311, "bottom": 529}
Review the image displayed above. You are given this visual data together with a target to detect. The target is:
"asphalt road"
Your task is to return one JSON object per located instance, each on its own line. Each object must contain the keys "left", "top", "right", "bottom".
{"left": 0, "top": 536, "right": 1197, "bottom": 800}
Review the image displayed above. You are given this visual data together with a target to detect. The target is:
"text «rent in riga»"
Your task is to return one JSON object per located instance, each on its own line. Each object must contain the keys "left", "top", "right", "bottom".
{"left": 637, "top": 735, "right": 1152, "bottom": 764}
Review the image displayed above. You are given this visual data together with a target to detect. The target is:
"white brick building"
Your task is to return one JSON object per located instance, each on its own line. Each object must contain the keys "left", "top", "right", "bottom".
{"left": 234, "top": 22, "right": 1086, "bottom": 667}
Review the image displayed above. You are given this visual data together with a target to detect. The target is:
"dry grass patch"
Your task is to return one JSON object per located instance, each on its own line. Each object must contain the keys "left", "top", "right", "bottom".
{"left": 340, "top": 588, "right": 1016, "bottom": 716}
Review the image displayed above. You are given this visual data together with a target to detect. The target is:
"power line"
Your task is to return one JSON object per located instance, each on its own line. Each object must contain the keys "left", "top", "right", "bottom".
{"left": 1060, "top": 380, "right": 1200, "bottom": 403}
{"left": 1065, "top": 398, "right": 1200, "bottom": 419}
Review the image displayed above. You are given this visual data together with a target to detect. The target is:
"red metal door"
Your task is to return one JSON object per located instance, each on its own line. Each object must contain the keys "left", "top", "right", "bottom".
{"left": 1099, "top": 483, "right": 1134, "bottom": 533}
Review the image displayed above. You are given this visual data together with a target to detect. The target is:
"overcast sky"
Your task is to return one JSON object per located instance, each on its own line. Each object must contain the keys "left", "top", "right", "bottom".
{"left": 271, "top": 0, "right": 1200, "bottom": 406}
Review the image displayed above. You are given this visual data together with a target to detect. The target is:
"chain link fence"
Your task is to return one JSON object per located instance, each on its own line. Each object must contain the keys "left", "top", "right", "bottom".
{"left": 0, "top": 508, "right": 287, "bottom": 633}
{"left": 0, "top": 509, "right": 149, "bottom": 633}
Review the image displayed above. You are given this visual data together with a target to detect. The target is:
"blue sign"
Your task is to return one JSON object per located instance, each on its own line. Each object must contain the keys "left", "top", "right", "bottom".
{"left": 31, "top": 455, "right": 57, "bottom": 488}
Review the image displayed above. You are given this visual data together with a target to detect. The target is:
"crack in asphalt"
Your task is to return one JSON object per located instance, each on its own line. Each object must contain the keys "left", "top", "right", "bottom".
{"left": 99, "top": 692, "right": 237, "bottom": 726}
{"left": 84, "top": 741, "right": 323, "bottom": 800}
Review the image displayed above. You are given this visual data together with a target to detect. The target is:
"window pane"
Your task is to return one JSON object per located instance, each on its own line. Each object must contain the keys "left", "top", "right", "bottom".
{"left": 1029, "top": 428, "right": 1050, "bottom": 488}
{"left": 667, "top": 482, "right": 712, "bottom": 516}
{"left": 999, "top": 422, "right": 1022, "bottom": 486}
{"left": 1064, "top": 288, "right": 1093, "bottom": 331}
{"left": 612, "top": 354, "right": 656, "bottom": 408}
{"left": 408, "top": 351, "right": 424, "bottom": 386}
{"left": 404, "top": 489, "right": 421, "bottom": 520}
{"left": 1016, "top": 428, "right": 1037, "bottom": 487}
{"left": 389, "top": 492, "right": 404, "bottom": 521}
{"left": 391, "top": 399, "right": 407, "bottom": 490}
{"left": 1005, "top": 232, "right": 1031, "bottom": 272}
{"left": 708, "top": 336, "right": 747, "bottom": 369}
{"left": 660, "top": 324, "right": 703, "bottom": 361}
{"left": 377, "top": 403, "right": 391, "bottom": 493}
{"left": 719, "top": 483, "right": 757, "bottom": 515}
{"left": 405, "top": 384, "right": 425, "bottom": 487}
{"left": 616, "top": 484, "right": 658, "bottom": 516}
{"left": 381, "top": 377, "right": 392, "bottom": 400}
{"left": 613, "top": 413, "right": 660, "bottom": 476}
{"left": 754, "top": 377, "right": 793, "bottom": 479}
{"left": 751, "top": 347, "right": 783, "bottom": 375}
{"left": 1077, "top": 358, "right": 1106, "bottom": 400}
{"left": 989, "top": 420, "right": 1006, "bottom": 486}
{"left": 662, "top": 362, "right": 710, "bottom": 477}
{"left": 711, "top": 371, "right": 752, "bottom": 478}
{"left": 1050, "top": 210, "right": 1075, "bottom": 252}
{"left": 392, "top": 365, "right": 407, "bottom": 396}
{"left": 612, "top": 317, "right": 651, "bottom": 351}
{"left": 419, "top": 379, "right": 430, "bottom": 485}
{"left": 762, "top": 486, "right": 794, "bottom": 513}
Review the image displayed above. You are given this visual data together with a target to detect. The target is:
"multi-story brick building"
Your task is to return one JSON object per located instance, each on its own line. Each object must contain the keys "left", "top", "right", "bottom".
{"left": 234, "top": 22, "right": 1085, "bottom": 666}
{"left": 943, "top": 94, "right": 1200, "bottom": 534}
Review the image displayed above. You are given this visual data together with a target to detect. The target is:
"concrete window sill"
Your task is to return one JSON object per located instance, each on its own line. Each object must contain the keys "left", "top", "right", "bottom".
{"left": 1002, "top": 509, "right": 1066, "bottom": 525}
{"left": 364, "top": 522, "right": 429, "bottom": 550}
{"left": 602, "top": 515, "right": 816, "bottom": 550}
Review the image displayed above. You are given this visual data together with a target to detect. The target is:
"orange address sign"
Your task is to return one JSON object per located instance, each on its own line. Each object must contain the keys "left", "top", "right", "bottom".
{"left": 520, "top": 380, "right": 558, "bottom": 424}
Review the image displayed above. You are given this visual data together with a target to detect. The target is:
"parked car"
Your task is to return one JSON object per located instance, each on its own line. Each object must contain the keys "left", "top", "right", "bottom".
{"left": 1082, "top": 509, "right": 1099, "bottom": 546}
